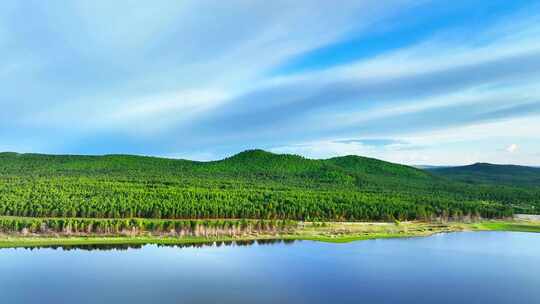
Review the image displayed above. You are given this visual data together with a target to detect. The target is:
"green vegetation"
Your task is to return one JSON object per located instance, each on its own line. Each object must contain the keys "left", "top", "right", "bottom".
{"left": 0, "top": 216, "right": 296, "bottom": 236}
{"left": 0, "top": 150, "right": 538, "bottom": 223}
{"left": 430, "top": 162, "right": 540, "bottom": 187}
{"left": 471, "top": 221, "right": 540, "bottom": 233}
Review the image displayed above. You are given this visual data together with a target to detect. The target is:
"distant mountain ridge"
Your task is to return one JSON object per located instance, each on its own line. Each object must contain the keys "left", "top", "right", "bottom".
{"left": 1, "top": 150, "right": 537, "bottom": 187}
{"left": 428, "top": 162, "right": 540, "bottom": 187}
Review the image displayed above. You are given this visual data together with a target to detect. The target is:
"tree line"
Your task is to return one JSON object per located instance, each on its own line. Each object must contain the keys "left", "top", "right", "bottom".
{"left": 0, "top": 217, "right": 297, "bottom": 236}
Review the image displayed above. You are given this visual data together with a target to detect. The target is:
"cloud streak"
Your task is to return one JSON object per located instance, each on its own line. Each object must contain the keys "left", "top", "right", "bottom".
{"left": 0, "top": 1, "right": 539, "bottom": 165}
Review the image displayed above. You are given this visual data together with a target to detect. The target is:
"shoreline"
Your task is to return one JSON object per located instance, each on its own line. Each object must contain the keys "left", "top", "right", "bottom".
{"left": 1, "top": 220, "right": 539, "bottom": 249}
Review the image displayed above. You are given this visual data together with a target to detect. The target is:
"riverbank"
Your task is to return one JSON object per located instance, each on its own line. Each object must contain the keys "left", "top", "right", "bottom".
{"left": 1, "top": 220, "right": 539, "bottom": 249}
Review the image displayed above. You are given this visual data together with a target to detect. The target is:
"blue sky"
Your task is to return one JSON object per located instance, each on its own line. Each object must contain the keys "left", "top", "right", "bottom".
{"left": 1, "top": 1, "right": 540, "bottom": 165}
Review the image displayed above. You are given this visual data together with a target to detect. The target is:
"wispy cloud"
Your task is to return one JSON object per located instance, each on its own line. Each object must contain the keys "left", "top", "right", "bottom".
{"left": 0, "top": 1, "right": 539, "bottom": 165}
{"left": 333, "top": 139, "right": 406, "bottom": 147}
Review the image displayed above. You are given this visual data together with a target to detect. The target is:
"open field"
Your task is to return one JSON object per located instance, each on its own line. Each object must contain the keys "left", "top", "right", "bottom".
{"left": 1, "top": 219, "right": 539, "bottom": 249}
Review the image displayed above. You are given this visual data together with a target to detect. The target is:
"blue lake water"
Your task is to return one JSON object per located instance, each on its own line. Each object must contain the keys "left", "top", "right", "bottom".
{"left": 1, "top": 232, "right": 539, "bottom": 304}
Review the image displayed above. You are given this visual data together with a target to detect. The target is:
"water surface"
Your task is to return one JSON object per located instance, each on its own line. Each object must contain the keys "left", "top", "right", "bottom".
{"left": 1, "top": 232, "right": 539, "bottom": 304}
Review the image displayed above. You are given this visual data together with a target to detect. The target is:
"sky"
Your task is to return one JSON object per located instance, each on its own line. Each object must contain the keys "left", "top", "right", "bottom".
{"left": 1, "top": 0, "right": 540, "bottom": 165}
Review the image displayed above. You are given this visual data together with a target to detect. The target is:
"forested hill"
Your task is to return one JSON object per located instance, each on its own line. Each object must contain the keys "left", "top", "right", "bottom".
{"left": 429, "top": 163, "right": 540, "bottom": 187}
{"left": 0, "top": 149, "right": 434, "bottom": 187}
{"left": 0, "top": 150, "right": 538, "bottom": 221}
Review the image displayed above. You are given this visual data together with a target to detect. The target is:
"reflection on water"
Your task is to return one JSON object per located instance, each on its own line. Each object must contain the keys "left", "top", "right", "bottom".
{"left": 15, "top": 238, "right": 297, "bottom": 251}
{"left": 1, "top": 232, "right": 539, "bottom": 304}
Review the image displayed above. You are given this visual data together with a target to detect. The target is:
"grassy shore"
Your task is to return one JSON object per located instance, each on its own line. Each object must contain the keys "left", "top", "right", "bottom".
{"left": 1, "top": 220, "right": 539, "bottom": 249}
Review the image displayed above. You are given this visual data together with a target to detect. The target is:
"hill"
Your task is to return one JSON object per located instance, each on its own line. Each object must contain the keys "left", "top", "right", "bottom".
{"left": 429, "top": 163, "right": 540, "bottom": 187}
{"left": 0, "top": 150, "right": 538, "bottom": 221}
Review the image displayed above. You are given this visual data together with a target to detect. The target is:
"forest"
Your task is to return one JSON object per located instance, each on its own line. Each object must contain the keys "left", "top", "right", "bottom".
{"left": 0, "top": 217, "right": 296, "bottom": 237}
{"left": 0, "top": 150, "right": 538, "bottom": 223}
{"left": 429, "top": 162, "right": 540, "bottom": 187}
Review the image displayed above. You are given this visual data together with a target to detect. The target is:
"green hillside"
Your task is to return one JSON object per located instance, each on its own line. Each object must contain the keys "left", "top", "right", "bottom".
{"left": 0, "top": 150, "right": 538, "bottom": 222}
{"left": 429, "top": 163, "right": 540, "bottom": 187}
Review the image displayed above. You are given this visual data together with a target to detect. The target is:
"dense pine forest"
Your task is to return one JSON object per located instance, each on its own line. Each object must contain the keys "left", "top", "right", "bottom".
{"left": 0, "top": 150, "right": 538, "bottom": 223}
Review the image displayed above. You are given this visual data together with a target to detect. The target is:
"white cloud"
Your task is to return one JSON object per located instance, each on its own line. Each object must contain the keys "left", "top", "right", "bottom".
{"left": 3, "top": 0, "right": 417, "bottom": 130}
{"left": 506, "top": 143, "right": 519, "bottom": 153}
{"left": 270, "top": 140, "right": 373, "bottom": 159}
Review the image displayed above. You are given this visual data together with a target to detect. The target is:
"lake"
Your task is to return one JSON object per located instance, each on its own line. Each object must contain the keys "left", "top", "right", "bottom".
{"left": 1, "top": 232, "right": 539, "bottom": 304}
